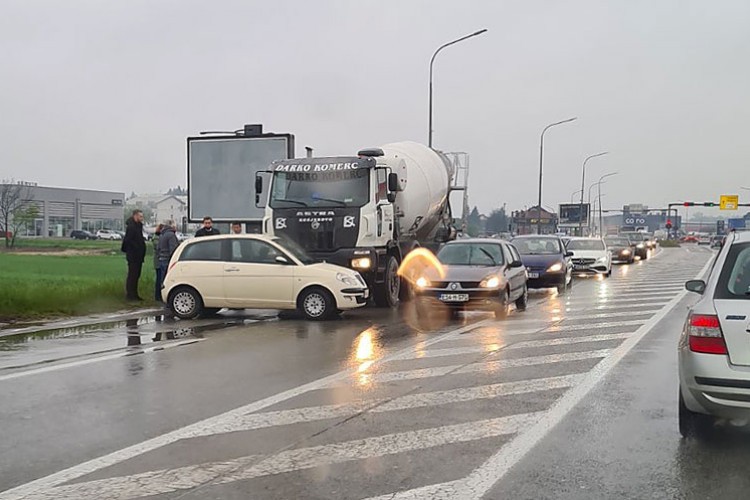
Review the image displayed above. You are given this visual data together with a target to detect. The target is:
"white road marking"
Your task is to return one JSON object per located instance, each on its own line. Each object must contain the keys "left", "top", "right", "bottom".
{"left": 544, "top": 319, "right": 646, "bottom": 332}
{"left": 507, "top": 332, "right": 632, "bottom": 349}
{"left": 0, "top": 339, "right": 206, "bottom": 383}
{"left": 41, "top": 412, "right": 541, "bottom": 500}
{"left": 562, "top": 296, "right": 672, "bottom": 305}
{"left": 0, "top": 319, "right": 492, "bottom": 500}
{"left": 557, "top": 310, "right": 658, "bottom": 320}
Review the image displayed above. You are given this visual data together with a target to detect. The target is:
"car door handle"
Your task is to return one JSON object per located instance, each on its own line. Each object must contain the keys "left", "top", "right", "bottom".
{"left": 225, "top": 267, "right": 240, "bottom": 272}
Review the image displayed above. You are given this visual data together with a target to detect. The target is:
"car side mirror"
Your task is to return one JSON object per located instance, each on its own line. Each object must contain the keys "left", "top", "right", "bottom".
{"left": 388, "top": 172, "right": 401, "bottom": 192}
{"left": 685, "top": 280, "right": 706, "bottom": 295}
{"left": 565, "top": 251, "right": 574, "bottom": 257}
{"left": 275, "top": 255, "right": 290, "bottom": 265}
{"left": 509, "top": 260, "right": 524, "bottom": 268}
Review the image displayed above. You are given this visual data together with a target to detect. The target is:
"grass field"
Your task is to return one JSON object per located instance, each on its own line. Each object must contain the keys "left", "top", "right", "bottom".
{"left": 0, "top": 246, "right": 159, "bottom": 322}
{"left": 10, "top": 237, "right": 123, "bottom": 250}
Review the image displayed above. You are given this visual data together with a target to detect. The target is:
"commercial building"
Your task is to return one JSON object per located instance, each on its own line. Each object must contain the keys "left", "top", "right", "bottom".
{"left": 511, "top": 206, "right": 558, "bottom": 235}
{"left": 6, "top": 184, "right": 125, "bottom": 237}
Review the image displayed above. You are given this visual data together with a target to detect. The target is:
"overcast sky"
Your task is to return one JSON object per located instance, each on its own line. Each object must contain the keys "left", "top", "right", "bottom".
{"left": 1, "top": 0, "right": 749, "bottom": 216}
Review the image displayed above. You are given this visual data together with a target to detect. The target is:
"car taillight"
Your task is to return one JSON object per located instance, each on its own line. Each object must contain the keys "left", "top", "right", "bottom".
{"left": 687, "top": 314, "right": 727, "bottom": 355}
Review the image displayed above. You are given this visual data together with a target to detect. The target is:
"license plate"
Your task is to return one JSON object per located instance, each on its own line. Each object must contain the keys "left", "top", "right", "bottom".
{"left": 439, "top": 293, "right": 469, "bottom": 303}
{"left": 574, "top": 265, "right": 588, "bottom": 270}
{"left": 528, "top": 272, "right": 539, "bottom": 279}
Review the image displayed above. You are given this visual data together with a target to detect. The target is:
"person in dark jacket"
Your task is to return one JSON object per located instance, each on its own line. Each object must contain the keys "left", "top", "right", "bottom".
{"left": 121, "top": 210, "right": 146, "bottom": 301}
{"left": 152, "top": 224, "right": 164, "bottom": 302}
{"left": 158, "top": 221, "right": 180, "bottom": 320}
{"left": 195, "top": 216, "right": 220, "bottom": 237}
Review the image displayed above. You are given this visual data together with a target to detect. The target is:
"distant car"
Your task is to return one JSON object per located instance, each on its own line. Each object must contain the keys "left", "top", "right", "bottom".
{"left": 176, "top": 232, "right": 192, "bottom": 242}
{"left": 711, "top": 235, "right": 724, "bottom": 249}
{"left": 162, "top": 234, "right": 368, "bottom": 320}
{"left": 70, "top": 230, "right": 97, "bottom": 240}
{"left": 679, "top": 230, "right": 750, "bottom": 438}
{"left": 96, "top": 229, "right": 122, "bottom": 240}
{"left": 642, "top": 232, "right": 657, "bottom": 249}
{"left": 697, "top": 234, "right": 712, "bottom": 245}
{"left": 681, "top": 235, "right": 699, "bottom": 244}
{"left": 413, "top": 239, "right": 528, "bottom": 318}
{"left": 511, "top": 235, "right": 573, "bottom": 293}
{"left": 622, "top": 232, "right": 649, "bottom": 259}
{"left": 604, "top": 236, "right": 635, "bottom": 264}
{"left": 566, "top": 237, "right": 612, "bottom": 277}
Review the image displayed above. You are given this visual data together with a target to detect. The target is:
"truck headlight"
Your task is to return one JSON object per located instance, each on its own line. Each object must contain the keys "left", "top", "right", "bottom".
{"left": 351, "top": 257, "right": 372, "bottom": 269}
{"left": 547, "top": 262, "right": 563, "bottom": 272}
{"left": 416, "top": 277, "right": 430, "bottom": 289}
{"left": 480, "top": 276, "right": 501, "bottom": 288}
{"left": 336, "top": 272, "right": 359, "bottom": 286}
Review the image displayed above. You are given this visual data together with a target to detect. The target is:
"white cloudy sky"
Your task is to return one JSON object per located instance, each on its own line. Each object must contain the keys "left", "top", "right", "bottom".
{"left": 1, "top": 0, "right": 749, "bottom": 215}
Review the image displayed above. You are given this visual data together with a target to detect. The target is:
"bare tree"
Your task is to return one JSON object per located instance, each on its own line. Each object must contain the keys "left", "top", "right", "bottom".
{"left": 0, "top": 179, "right": 34, "bottom": 248}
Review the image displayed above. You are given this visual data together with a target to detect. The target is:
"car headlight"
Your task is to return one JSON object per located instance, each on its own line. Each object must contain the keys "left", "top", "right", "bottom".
{"left": 637, "top": 243, "right": 645, "bottom": 249}
{"left": 480, "top": 276, "right": 501, "bottom": 288}
{"left": 547, "top": 262, "right": 563, "bottom": 272}
{"left": 621, "top": 249, "right": 631, "bottom": 255}
{"left": 596, "top": 256, "right": 608, "bottom": 263}
{"left": 351, "top": 257, "right": 372, "bottom": 269}
{"left": 336, "top": 272, "right": 359, "bottom": 286}
{"left": 416, "top": 276, "right": 430, "bottom": 289}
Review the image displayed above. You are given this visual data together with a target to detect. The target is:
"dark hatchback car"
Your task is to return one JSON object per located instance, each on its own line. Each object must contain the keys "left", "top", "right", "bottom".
{"left": 604, "top": 236, "right": 635, "bottom": 264}
{"left": 511, "top": 235, "right": 573, "bottom": 293}
{"left": 414, "top": 239, "right": 528, "bottom": 318}
{"left": 70, "top": 230, "right": 96, "bottom": 240}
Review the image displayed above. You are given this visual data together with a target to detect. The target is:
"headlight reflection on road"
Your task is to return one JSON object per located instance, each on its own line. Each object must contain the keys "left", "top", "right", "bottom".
{"left": 349, "top": 327, "right": 381, "bottom": 387}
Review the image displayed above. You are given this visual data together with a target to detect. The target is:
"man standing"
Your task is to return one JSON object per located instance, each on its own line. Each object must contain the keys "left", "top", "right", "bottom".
{"left": 195, "top": 216, "right": 220, "bottom": 237}
{"left": 158, "top": 220, "right": 180, "bottom": 298}
{"left": 121, "top": 209, "right": 146, "bottom": 301}
{"left": 231, "top": 221, "right": 243, "bottom": 234}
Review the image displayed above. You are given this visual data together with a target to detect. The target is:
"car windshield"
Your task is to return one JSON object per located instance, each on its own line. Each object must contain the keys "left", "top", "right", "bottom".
{"left": 511, "top": 238, "right": 562, "bottom": 255}
{"left": 437, "top": 243, "right": 505, "bottom": 267}
{"left": 605, "top": 238, "right": 630, "bottom": 246}
{"left": 272, "top": 236, "right": 318, "bottom": 265}
{"left": 270, "top": 169, "right": 370, "bottom": 208}
{"left": 567, "top": 239, "right": 606, "bottom": 251}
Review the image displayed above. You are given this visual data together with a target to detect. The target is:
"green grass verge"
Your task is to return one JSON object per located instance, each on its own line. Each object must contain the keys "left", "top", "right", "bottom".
{"left": 11, "top": 237, "right": 122, "bottom": 250}
{"left": 0, "top": 252, "right": 160, "bottom": 322}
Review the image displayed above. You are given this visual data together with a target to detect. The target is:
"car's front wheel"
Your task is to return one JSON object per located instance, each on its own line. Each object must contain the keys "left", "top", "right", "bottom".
{"left": 556, "top": 276, "right": 568, "bottom": 294}
{"left": 169, "top": 286, "right": 203, "bottom": 320}
{"left": 494, "top": 289, "right": 510, "bottom": 319}
{"left": 679, "top": 389, "right": 713, "bottom": 439}
{"left": 515, "top": 285, "right": 528, "bottom": 311}
{"left": 299, "top": 287, "right": 335, "bottom": 321}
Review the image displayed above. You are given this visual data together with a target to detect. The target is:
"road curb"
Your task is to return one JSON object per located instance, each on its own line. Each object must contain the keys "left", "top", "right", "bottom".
{"left": 0, "top": 308, "right": 164, "bottom": 339}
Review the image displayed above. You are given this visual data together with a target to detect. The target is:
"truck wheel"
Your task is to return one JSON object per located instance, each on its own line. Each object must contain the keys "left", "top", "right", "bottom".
{"left": 169, "top": 286, "right": 203, "bottom": 320}
{"left": 374, "top": 255, "right": 400, "bottom": 308}
{"left": 298, "top": 287, "right": 335, "bottom": 321}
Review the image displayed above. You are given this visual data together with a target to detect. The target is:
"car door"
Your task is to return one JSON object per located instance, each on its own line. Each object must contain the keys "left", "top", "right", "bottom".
{"left": 505, "top": 244, "right": 525, "bottom": 299}
{"left": 223, "top": 238, "right": 295, "bottom": 308}
{"left": 713, "top": 242, "right": 750, "bottom": 365}
{"left": 176, "top": 239, "right": 226, "bottom": 304}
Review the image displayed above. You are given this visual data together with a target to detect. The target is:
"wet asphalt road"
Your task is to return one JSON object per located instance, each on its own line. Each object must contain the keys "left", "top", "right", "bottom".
{"left": 2, "top": 246, "right": 746, "bottom": 499}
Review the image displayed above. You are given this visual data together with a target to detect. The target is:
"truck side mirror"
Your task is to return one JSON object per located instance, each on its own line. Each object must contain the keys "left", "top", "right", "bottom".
{"left": 255, "top": 176, "right": 263, "bottom": 194}
{"left": 388, "top": 172, "right": 401, "bottom": 192}
{"left": 255, "top": 173, "right": 268, "bottom": 208}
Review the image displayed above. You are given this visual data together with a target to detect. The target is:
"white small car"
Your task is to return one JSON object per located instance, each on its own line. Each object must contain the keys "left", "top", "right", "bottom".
{"left": 566, "top": 237, "right": 612, "bottom": 277}
{"left": 161, "top": 234, "right": 369, "bottom": 320}
{"left": 96, "top": 229, "right": 122, "bottom": 240}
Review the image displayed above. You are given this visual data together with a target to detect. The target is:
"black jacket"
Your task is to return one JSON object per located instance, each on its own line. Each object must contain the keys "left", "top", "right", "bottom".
{"left": 195, "top": 226, "right": 221, "bottom": 238}
{"left": 121, "top": 217, "right": 146, "bottom": 263}
{"left": 158, "top": 227, "right": 179, "bottom": 263}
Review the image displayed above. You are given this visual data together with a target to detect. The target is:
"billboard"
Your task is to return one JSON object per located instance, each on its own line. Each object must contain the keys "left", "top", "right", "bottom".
{"left": 558, "top": 203, "right": 590, "bottom": 226}
{"left": 187, "top": 135, "right": 294, "bottom": 222}
{"left": 728, "top": 218, "right": 746, "bottom": 230}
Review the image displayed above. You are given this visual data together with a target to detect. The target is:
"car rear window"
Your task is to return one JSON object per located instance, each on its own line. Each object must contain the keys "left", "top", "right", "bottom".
{"left": 180, "top": 240, "right": 223, "bottom": 262}
{"left": 715, "top": 242, "right": 750, "bottom": 299}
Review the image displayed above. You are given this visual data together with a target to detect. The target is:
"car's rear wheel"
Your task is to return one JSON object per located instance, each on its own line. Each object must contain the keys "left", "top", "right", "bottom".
{"left": 299, "top": 287, "right": 335, "bottom": 321}
{"left": 169, "top": 286, "right": 203, "bottom": 320}
{"left": 515, "top": 285, "right": 528, "bottom": 311}
{"left": 679, "top": 389, "right": 713, "bottom": 439}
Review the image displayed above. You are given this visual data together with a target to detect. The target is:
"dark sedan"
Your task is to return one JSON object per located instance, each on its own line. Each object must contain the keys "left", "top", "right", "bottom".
{"left": 604, "top": 236, "right": 635, "bottom": 264}
{"left": 414, "top": 239, "right": 528, "bottom": 318}
{"left": 70, "top": 230, "right": 97, "bottom": 240}
{"left": 511, "top": 235, "right": 573, "bottom": 293}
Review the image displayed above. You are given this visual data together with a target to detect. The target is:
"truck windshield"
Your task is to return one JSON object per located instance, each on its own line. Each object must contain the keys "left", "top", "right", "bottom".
{"left": 270, "top": 169, "right": 370, "bottom": 208}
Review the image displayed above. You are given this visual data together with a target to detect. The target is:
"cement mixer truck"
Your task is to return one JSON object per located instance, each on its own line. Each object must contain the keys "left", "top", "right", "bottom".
{"left": 255, "top": 141, "right": 460, "bottom": 307}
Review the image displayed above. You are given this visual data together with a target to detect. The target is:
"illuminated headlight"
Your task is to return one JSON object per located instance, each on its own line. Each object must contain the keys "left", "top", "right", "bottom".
{"left": 351, "top": 257, "right": 372, "bottom": 269}
{"left": 480, "top": 276, "right": 501, "bottom": 288}
{"left": 547, "top": 262, "right": 563, "bottom": 273}
{"left": 336, "top": 272, "right": 359, "bottom": 286}
{"left": 637, "top": 243, "right": 645, "bottom": 249}
{"left": 621, "top": 249, "right": 631, "bottom": 255}
{"left": 416, "top": 277, "right": 430, "bottom": 289}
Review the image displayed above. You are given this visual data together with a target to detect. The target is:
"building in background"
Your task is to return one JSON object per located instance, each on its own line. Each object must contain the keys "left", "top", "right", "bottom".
{"left": 4, "top": 184, "right": 125, "bottom": 237}
{"left": 154, "top": 195, "right": 187, "bottom": 225}
{"left": 511, "top": 206, "right": 557, "bottom": 235}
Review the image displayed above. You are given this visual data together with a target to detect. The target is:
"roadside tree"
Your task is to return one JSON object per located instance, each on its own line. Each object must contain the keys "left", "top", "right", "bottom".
{"left": 0, "top": 180, "right": 35, "bottom": 248}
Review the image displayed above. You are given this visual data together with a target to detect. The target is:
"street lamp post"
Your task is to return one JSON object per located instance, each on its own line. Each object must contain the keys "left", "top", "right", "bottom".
{"left": 537, "top": 117, "right": 578, "bottom": 233}
{"left": 578, "top": 152, "right": 608, "bottom": 236}
{"left": 596, "top": 172, "right": 618, "bottom": 236}
{"left": 570, "top": 189, "right": 582, "bottom": 203}
{"left": 429, "top": 29, "right": 488, "bottom": 148}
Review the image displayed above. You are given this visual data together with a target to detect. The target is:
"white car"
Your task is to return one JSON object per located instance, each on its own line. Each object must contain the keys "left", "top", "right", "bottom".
{"left": 161, "top": 234, "right": 369, "bottom": 320}
{"left": 566, "top": 237, "right": 612, "bottom": 277}
{"left": 96, "top": 229, "right": 122, "bottom": 240}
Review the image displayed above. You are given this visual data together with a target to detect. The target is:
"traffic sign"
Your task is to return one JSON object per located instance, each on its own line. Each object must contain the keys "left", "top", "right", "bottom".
{"left": 720, "top": 194, "right": 739, "bottom": 210}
